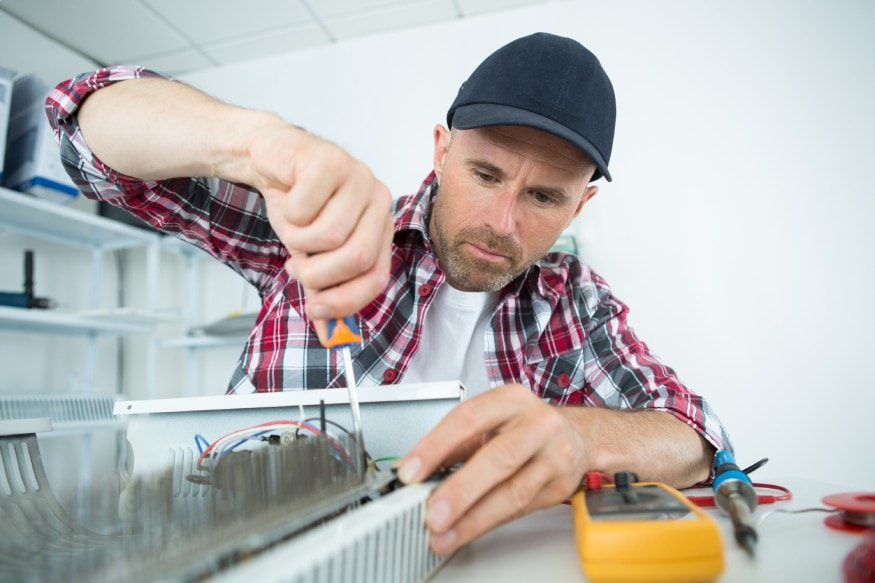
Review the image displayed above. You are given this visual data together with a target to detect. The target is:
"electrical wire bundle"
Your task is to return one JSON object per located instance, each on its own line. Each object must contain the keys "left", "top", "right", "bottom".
{"left": 195, "top": 419, "right": 322, "bottom": 472}
{"left": 190, "top": 411, "right": 378, "bottom": 485}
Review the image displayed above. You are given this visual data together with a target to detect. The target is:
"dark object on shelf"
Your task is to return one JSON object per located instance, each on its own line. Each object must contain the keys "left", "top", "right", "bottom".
{"left": 0, "top": 249, "right": 55, "bottom": 309}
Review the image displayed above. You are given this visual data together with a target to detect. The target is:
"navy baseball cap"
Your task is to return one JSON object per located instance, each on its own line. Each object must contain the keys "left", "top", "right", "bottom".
{"left": 447, "top": 33, "right": 616, "bottom": 181}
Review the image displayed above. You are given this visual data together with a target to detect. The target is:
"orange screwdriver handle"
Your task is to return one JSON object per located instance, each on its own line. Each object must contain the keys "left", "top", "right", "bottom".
{"left": 325, "top": 315, "right": 361, "bottom": 349}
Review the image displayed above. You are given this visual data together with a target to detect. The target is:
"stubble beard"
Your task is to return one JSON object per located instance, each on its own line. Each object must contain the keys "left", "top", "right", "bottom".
{"left": 429, "top": 193, "right": 527, "bottom": 292}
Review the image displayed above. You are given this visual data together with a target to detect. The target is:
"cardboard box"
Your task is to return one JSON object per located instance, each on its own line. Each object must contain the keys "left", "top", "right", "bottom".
{"left": 0, "top": 66, "right": 15, "bottom": 186}
{"left": 2, "top": 74, "right": 78, "bottom": 204}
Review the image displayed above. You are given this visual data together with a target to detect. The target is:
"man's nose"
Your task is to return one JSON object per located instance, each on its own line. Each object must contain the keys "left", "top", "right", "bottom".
{"left": 484, "top": 189, "right": 518, "bottom": 236}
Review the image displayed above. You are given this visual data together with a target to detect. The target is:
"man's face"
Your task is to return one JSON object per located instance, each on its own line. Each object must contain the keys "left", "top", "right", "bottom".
{"left": 429, "top": 125, "right": 599, "bottom": 292}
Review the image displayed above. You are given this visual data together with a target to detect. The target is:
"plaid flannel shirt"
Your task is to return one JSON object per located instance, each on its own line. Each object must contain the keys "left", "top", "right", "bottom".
{"left": 46, "top": 66, "right": 731, "bottom": 451}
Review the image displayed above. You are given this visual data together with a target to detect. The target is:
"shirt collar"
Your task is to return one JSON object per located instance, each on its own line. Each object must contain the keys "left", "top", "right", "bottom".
{"left": 393, "top": 172, "right": 437, "bottom": 250}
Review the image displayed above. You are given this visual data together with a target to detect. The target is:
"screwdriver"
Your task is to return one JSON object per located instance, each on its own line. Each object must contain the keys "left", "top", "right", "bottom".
{"left": 324, "top": 315, "right": 367, "bottom": 476}
{"left": 712, "top": 449, "right": 758, "bottom": 556}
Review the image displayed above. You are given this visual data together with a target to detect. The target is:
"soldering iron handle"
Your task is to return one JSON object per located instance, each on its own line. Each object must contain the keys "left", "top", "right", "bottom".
{"left": 712, "top": 450, "right": 759, "bottom": 556}
{"left": 712, "top": 450, "right": 758, "bottom": 512}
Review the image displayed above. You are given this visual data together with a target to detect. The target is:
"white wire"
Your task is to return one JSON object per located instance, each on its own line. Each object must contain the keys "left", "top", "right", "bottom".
{"left": 207, "top": 422, "right": 320, "bottom": 464}
{"left": 204, "top": 420, "right": 357, "bottom": 471}
{"left": 756, "top": 506, "right": 836, "bottom": 528}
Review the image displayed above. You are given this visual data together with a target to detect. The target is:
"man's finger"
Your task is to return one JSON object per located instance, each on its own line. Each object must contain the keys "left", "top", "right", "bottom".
{"left": 288, "top": 222, "right": 393, "bottom": 320}
{"left": 428, "top": 459, "right": 560, "bottom": 555}
{"left": 397, "top": 385, "right": 534, "bottom": 484}
{"left": 282, "top": 169, "right": 379, "bottom": 254}
{"left": 302, "top": 168, "right": 388, "bottom": 247}
{"left": 273, "top": 140, "right": 358, "bottom": 227}
{"left": 422, "top": 421, "right": 544, "bottom": 533}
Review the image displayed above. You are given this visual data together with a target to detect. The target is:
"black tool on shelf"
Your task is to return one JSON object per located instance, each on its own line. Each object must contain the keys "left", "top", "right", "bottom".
{"left": 0, "top": 249, "right": 56, "bottom": 309}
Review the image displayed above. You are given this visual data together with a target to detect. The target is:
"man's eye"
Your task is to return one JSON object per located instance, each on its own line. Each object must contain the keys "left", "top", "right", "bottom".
{"left": 532, "top": 191, "right": 557, "bottom": 205}
{"left": 474, "top": 170, "right": 497, "bottom": 183}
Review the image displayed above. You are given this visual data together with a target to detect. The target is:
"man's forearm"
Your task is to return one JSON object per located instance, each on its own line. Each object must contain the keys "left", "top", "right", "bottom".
{"left": 562, "top": 406, "right": 715, "bottom": 488}
{"left": 76, "top": 77, "right": 285, "bottom": 184}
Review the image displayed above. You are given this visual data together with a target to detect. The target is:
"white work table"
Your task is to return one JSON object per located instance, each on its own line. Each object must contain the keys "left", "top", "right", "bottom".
{"left": 433, "top": 478, "right": 866, "bottom": 583}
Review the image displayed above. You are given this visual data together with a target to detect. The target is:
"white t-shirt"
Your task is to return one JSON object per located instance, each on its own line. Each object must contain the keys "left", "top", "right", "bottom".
{"left": 401, "top": 283, "right": 499, "bottom": 399}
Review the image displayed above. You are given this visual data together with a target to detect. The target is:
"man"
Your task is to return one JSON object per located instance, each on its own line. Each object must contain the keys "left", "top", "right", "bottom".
{"left": 48, "top": 32, "right": 730, "bottom": 555}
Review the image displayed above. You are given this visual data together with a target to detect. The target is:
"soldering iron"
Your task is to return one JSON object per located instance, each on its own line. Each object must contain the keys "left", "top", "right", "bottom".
{"left": 712, "top": 449, "right": 759, "bottom": 556}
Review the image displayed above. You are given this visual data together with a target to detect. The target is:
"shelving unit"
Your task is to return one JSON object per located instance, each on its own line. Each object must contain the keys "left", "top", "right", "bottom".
{"left": 158, "top": 236, "right": 251, "bottom": 394}
{"left": 1, "top": 186, "right": 256, "bottom": 401}
{"left": 0, "top": 305, "right": 155, "bottom": 335}
{"left": 0, "top": 186, "right": 164, "bottom": 395}
{"left": 160, "top": 335, "right": 247, "bottom": 348}
{"left": 0, "top": 186, "right": 157, "bottom": 250}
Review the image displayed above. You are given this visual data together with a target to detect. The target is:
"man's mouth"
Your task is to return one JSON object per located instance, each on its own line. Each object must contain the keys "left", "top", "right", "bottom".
{"left": 465, "top": 241, "right": 510, "bottom": 263}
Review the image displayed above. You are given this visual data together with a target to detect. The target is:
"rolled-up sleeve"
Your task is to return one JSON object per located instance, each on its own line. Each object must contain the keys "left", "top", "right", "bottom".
{"left": 581, "top": 285, "right": 733, "bottom": 453}
{"left": 44, "top": 66, "right": 286, "bottom": 292}
{"left": 45, "top": 66, "right": 172, "bottom": 203}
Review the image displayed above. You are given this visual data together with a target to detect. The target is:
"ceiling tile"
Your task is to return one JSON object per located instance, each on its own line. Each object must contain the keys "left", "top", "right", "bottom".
{"left": 306, "top": 0, "right": 422, "bottom": 20}
{"left": 202, "top": 24, "right": 331, "bottom": 67}
{"left": 0, "top": 11, "right": 98, "bottom": 85}
{"left": 457, "top": 0, "right": 549, "bottom": 17}
{"left": 324, "top": 0, "right": 457, "bottom": 41}
{"left": 127, "top": 49, "right": 217, "bottom": 76}
{"left": 0, "top": 0, "right": 190, "bottom": 63}
{"left": 141, "top": 0, "right": 313, "bottom": 45}
{"left": 2, "top": 0, "right": 561, "bottom": 80}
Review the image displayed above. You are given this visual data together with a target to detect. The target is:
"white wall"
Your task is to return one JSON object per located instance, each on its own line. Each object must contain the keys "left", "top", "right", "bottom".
{"left": 179, "top": 0, "right": 875, "bottom": 489}
{"left": 2, "top": 1, "right": 872, "bottom": 490}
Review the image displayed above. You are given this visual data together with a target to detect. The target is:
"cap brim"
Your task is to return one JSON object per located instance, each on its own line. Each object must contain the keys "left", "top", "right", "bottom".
{"left": 451, "top": 103, "right": 612, "bottom": 182}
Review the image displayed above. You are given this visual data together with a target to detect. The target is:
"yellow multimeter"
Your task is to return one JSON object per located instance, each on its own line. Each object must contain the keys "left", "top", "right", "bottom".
{"left": 571, "top": 479, "right": 724, "bottom": 583}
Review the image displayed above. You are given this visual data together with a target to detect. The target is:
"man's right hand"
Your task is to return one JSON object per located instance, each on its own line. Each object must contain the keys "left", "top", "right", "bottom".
{"left": 77, "top": 77, "right": 394, "bottom": 325}
{"left": 249, "top": 123, "right": 394, "bottom": 324}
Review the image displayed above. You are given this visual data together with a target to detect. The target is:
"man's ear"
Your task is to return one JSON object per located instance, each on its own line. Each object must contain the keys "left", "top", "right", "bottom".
{"left": 433, "top": 125, "right": 451, "bottom": 183}
{"left": 573, "top": 184, "right": 599, "bottom": 219}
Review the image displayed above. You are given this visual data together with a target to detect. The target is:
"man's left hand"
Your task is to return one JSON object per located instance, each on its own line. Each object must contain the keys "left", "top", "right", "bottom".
{"left": 396, "top": 384, "right": 588, "bottom": 555}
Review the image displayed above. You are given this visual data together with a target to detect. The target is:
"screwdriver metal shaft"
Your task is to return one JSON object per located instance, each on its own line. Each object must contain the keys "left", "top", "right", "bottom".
{"left": 340, "top": 345, "right": 367, "bottom": 476}
{"left": 326, "top": 315, "right": 367, "bottom": 477}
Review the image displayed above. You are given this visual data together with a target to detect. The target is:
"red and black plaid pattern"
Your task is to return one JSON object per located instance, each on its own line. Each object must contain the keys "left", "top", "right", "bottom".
{"left": 46, "top": 66, "right": 731, "bottom": 451}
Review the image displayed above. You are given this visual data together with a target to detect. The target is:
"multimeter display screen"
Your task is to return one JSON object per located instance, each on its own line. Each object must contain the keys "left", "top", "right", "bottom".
{"left": 585, "top": 485, "right": 691, "bottom": 521}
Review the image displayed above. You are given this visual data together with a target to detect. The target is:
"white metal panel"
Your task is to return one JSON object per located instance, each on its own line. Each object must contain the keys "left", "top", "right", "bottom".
{"left": 212, "top": 482, "right": 449, "bottom": 583}
{"left": 117, "top": 381, "right": 465, "bottom": 475}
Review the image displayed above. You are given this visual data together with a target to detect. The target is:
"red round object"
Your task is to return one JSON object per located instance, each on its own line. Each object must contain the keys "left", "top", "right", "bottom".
{"left": 824, "top": 514, "right": 870, "bottom": 533}
{"left": 382, "top": 369, "right": 398, "bottom": 383}
{"left": 822, "top": 492, "right": 875, "bottom": 532}
{"left": 843, "top": 531, "right": 875, "bottom": 583}
{"left": 824, "top": 492, "right": 875, "bottom": 514}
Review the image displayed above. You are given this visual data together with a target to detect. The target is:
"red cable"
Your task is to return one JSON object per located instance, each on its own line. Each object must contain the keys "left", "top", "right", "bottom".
{"left": 685, "top": 482, "right": 792, "bottom": 507}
